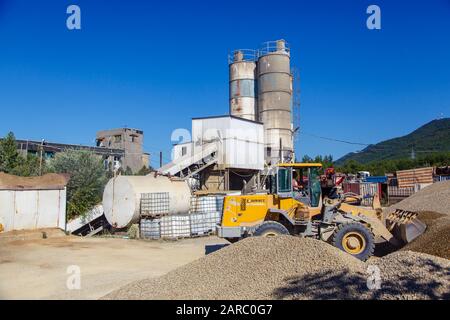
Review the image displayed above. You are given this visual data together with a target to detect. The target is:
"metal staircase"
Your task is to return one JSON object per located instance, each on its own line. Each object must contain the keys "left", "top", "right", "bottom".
{"left": 158, "top": 142, "right": 219, "bottom": 178}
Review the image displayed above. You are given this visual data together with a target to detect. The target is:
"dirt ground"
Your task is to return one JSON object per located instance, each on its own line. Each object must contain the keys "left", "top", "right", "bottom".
{"left": 0, "top": 229, "right": 228, "bottom": 300}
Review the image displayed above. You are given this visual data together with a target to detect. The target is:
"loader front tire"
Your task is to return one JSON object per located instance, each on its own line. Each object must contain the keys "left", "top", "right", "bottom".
{"left": 254, "top": 221, "right": 289, "bottom": 238}
{"left": 332, "top": 222, "right": 375, "bottom": 261}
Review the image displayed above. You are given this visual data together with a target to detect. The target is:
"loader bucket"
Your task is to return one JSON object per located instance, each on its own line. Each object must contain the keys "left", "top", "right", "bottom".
{"left": 386, "top": 209, "right": 427, "bottom": 244}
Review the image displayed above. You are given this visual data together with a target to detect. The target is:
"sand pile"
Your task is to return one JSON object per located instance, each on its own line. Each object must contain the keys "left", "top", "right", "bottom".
{"left": 104, "top": 236, "right": 449, "bottom": 300}
{"left": 0, "top": 172, "right": 69, "bottom": 190}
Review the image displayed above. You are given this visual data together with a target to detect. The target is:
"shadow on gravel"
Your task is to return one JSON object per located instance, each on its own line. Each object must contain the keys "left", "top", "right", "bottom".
{"left": 374, "top": 241, "right": 398, "bottom": 257}
{"left": 272, "top": 258, "right": 450, "bottom": 300}
{"left": 205, "top": 244, "right": 229, "bottom": 255}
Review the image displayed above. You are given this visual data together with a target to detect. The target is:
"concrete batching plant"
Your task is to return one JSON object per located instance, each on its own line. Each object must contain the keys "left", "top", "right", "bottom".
{"left": 158, "top": 39, "right": 296, "bottom": 193}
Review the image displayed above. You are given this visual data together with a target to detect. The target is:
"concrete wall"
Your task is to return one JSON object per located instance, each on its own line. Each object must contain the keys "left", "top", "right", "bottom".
{"left": 0, "top": 188, "right": 67, "bottom": 232}
{"left": 96, "top": 128, "right": 146, "bottom": 173}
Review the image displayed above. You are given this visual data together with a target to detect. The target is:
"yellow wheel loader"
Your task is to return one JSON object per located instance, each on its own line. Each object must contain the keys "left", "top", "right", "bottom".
{"left": 216, "top": 163, "right": 426, "bottom": 261}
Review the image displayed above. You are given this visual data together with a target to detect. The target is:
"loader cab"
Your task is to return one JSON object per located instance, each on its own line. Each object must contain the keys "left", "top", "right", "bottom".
{"left": 276, "top": 163, "right": 323, "bottom": 208}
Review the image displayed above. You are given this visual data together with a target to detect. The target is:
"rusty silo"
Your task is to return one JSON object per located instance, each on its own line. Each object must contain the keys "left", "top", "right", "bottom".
{"left": 229, "top": 50, "right": 257, "bottom": 121}
{"left": 257, "top": 40, "right": 293, "bottom": 164}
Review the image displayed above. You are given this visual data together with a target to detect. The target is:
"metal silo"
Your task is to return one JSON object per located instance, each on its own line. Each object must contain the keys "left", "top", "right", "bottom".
{"left": 257, "top": 40, "right": 293, "bottom": 164}
{"left": 229, "top": 50, "right": 257, "bottom": 121}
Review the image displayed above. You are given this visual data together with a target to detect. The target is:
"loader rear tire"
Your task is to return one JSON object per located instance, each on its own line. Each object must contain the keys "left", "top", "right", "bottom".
{"left": 254, "top": 221, "right": 289, "bottom": 238}
{"left": 332, "top": 222, "right": 375, "bottom": 261}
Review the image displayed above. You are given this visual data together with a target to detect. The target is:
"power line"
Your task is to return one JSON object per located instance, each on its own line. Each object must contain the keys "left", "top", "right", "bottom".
{"left": 300, "top": 131, "right": 370, "bottom": 146}
{"left": 299, "top": 131, "right": 449, "bottom": 154}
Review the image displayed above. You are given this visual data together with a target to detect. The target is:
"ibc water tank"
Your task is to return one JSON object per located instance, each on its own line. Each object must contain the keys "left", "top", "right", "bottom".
{"left": 103, "top": 175, "right": 191, "bottom": 229}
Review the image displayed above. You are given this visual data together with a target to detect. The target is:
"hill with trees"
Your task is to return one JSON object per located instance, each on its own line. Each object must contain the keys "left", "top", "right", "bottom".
{"left": 335, "top": 118, "right": 450, "bottom": 165}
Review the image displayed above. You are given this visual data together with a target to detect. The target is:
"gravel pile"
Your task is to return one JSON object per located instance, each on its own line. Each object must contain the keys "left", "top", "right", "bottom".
{"left": 383, "top": 181, "right": 450, "bottom": 259}
{"left": 103, "top": 236, "right": 365, "bottom": 300}
{"left": 103, "top": 236, "right": 450, "bottom": 300}
{"left": 275, "top": 251, "right": 449, "bottom": 300}
{"left": 371, "top": 251, "right": 450, "bottom": 300}
{"left": 386, "top": 180, "right": 450, "bottom": 215}
{"left": 400, "top": 211, "right": 450, "bottom": 259}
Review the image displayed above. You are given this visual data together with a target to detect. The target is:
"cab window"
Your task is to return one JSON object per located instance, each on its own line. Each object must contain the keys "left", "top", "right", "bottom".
{"left": 277, "top": 167, "right": 292, "bottom": 197}
{"left": 309, "top": 167, "right": 321, "bottom": 207}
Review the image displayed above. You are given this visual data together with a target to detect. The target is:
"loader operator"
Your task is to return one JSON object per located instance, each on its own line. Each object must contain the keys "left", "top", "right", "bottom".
{"left": 292, "top": 168, "right": 321, "bottom": 207}
{"left": 292, "top": 171, "right": 300, "bottom": 191}
{"left": 293, "top": 171, "right": 309, "bottom": 204}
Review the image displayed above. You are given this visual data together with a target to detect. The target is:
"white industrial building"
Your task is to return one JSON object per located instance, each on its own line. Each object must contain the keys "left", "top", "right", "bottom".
{"left": 160, "top": 115, "right": 264, "bottom": 190}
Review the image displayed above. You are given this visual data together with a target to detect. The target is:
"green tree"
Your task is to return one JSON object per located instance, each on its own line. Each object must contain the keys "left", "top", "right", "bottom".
{"left": 48, "top": 149, "right": 107, "bottom": 220}
{"left": 11, "top": 154, "right": 42, "bottom": 177}
{"left": 136, "top": 165, "right": 153, "bottom": 176}
{"left": 335, "top": 151, "right": 450, "bottom": 175}
{"left": 338, "top": 159, "right": 363, "bottom": 174}
{"left": 0, "top": 132, "right": 20, "bottom": 173}
{"left": 124, "top": 166, "right": 133, "bottom": 176}
{"left": 300, "top": 154, "right": 334, "bottom": 173}
{"left": 301, "top": 155, "right": 313, "bottom": 163}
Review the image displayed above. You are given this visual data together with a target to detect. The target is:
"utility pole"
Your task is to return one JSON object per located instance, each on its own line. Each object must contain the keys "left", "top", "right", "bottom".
{"left": 159, "top": 151, "right": 163, "bottom": 168}
{"left": 411, "top": 146, "right": 416, "bottom": 160}
{"left": 39, "top": 139, "right": 45, "bottom": 176}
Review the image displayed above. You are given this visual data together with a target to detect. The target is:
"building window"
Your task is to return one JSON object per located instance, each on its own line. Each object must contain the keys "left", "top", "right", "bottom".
{"left": 96, "top": 139, "right": 104, "bottom": 147}
{"left": 114, "top": 135, "right": 122, "bottom": 143}
{"left": 182, "top": 146, "right": 187, "bottom": 156}
{"left": 266, "top": 147, "right": 272, "bottom": 158}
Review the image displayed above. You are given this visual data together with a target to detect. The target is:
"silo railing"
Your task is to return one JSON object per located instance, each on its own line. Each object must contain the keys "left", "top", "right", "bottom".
{"left": 228, "top": 49, "right": 257, "bottom": 64}
{"left": 258, "top": 40, "right": 291, "bottom": 56}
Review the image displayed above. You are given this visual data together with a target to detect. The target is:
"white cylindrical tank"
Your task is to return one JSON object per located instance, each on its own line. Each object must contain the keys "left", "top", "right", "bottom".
{"left": 229, "top": 49, "right": 257, "bottom": 121}
{"left": 103, "top": 175, "right": 191, "bottom": 229}
{"left": 257, "top": 39, "right": 294, "bottom": 164}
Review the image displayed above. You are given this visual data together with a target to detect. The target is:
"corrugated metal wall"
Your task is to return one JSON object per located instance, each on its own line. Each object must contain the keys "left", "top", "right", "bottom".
{"left": 0, "top": 189, "right": 66, "bottom": 232}
{"left": 343, "top": 183, "right": 360, "bottom": 195}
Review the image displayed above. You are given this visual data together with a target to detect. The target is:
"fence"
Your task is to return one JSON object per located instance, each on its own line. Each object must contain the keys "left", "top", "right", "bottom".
{"left": 359, "top": 183, "right": 380, "bottom": 206}
{"left": 342, "top": 182, "right": 380, "bottom": 206}
{"left": 343, "top": 183, "right": 360, "bottom": 195}
{"left": 387, "top": 185, "right": 421, "bottom": 205}
{"left": 387, "top": 186, "right": 416, "bottom": 197}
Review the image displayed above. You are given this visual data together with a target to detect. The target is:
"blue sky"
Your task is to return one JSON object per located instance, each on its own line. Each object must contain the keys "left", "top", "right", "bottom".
{"left": 0, "top": 0, "right": 449, "bottom": 167}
